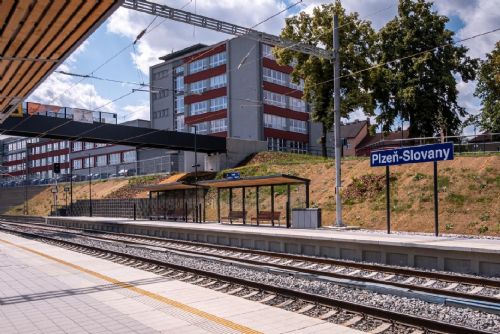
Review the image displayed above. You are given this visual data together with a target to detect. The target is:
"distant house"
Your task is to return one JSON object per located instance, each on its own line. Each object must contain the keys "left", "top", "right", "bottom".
{"left": 310, "top": 119, "right": 370, "bottom": 157}
{"left": 356, "top": 130, "right": 410, "bottom": 156}
{"left": 466, "top": 132, "right": 500, "bottom": 152}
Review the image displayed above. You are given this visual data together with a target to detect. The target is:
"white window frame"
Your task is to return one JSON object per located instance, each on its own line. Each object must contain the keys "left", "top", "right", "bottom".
{"left": 209, "top": 96, "right": 227, "bottom": 112}
{"left": 209, "top": 52, "right": 226, "bottom": 67}
{"left": 263, "top": 90, "right": 286, "bottom": 108}
{"left": 190, "top": 101, "right": 208, "bottom": 116}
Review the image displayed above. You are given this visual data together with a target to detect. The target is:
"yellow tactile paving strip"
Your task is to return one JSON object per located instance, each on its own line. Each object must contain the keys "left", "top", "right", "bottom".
{"left": 0, "top": 238, "right": 262, "bottom": 334}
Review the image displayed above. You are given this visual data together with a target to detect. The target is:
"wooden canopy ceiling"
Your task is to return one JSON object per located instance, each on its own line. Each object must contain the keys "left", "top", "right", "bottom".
{"left": 0, "top": 0, "right": 122, "bottom": 123}
{"left": 198, "top": 174, "right": 310, "bottom": 189}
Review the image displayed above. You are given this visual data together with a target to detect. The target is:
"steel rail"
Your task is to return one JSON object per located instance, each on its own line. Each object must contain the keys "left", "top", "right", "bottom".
{"left": 0, "top": 225, "right": 493, "bottom": 334}
{"left": 1, "top": 217, "right": 499, "bottom": 290}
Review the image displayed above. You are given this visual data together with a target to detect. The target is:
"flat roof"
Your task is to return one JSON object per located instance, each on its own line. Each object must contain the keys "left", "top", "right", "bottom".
{"left": 141, "top": 182, "right": 204, "bottom": 192}
{"left": 198, "top": 174, "right": 310, "bottom": 188}
{"left": 159, "top": 43, "right": 207, "bottom": 62}
{"left": 0, "top": 0, "right": 122, "bottom": 123}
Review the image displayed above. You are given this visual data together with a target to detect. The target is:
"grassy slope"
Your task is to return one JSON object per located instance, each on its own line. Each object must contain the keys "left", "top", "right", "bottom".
{"left": 6, "top": 153, "right": 498, "bottom": 236}
{"left": 205, "top": 152, "right": 499, "bottom": 236}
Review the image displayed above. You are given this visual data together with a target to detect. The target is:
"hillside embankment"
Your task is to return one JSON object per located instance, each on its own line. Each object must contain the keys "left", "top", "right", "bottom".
{"left": 3, "top": 152, "right": 499, "bottom": 236}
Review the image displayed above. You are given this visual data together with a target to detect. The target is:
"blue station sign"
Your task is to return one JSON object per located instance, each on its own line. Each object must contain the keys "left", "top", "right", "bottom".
{"left": 370, "top": 142, "right": 454, "bottom": 167}
{"left": 224, "top": 171, "right": 241, "bottom": 180}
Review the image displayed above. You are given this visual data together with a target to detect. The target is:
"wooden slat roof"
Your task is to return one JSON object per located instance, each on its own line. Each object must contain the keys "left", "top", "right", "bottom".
{"left": 0, "top": 0, "right": 122, "bottom": 123}
{"left": 141, "top": 182, "right": 205, "bottom": 192}
{"left": 198, "top": 174, "right": 310, "bottom": 188}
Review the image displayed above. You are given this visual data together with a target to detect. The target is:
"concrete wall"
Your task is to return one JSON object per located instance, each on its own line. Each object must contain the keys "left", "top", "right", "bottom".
{"left": 43, "top": 216, "right": 500, "bottom": 276}
{"left": 0, "top": 186, "right": 49, "bottom": 213}
{"left": 227, "top": 38, "right": 262, "bottom": 141}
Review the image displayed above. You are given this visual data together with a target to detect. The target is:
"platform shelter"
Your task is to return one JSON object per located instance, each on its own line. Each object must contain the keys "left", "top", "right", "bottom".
{"left": 143, "top": 182, "right": 208, "bottom": 223}
{"left": 199, "top": 174, "right": 310, "bottom": 228}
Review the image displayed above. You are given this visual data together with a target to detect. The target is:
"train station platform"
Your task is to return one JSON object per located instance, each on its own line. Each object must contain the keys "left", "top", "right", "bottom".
{"left": 40, "top": 216, "right": 500, "bottom": 276}
{"left": 0, "top": 231, "right": 361, "bottom": 334}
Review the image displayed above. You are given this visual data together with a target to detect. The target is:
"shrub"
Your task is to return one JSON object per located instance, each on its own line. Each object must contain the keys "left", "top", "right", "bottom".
{"left": 446, "top": 193, "right": 466, "bottom": 205}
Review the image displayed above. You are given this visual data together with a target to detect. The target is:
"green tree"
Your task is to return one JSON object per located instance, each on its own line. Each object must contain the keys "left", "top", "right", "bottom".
{"left": 474, "top": 41, "right": 500, "bottom": 134}
{"left": 274, "top": 1, "right": 376, "bottom": 157}
{"left": 373, "top": 0, "right": 478, "bottom": 138}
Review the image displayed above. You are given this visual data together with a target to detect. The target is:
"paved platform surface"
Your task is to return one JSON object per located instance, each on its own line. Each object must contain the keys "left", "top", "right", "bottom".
{"left": 61, "top": 216, "right": 500, "bottom": 254}
{"left": 0, "top": 231, "right": 361, "bottom": 334}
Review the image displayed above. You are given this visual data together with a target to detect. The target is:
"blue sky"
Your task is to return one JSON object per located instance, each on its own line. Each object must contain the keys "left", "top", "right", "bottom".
{"left": 27, "top": 0, "right": 499, "bottom": 133}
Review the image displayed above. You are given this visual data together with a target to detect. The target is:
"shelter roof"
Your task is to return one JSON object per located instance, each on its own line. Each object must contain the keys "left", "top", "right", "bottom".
{"left": 141, "top": 182, "right": 204, "bottom": 192}
{"left": 0, "top": 0, "right": 121, "bottom": 122}
{"left": 198, "top": 174, "right": 310, "bottom": 188}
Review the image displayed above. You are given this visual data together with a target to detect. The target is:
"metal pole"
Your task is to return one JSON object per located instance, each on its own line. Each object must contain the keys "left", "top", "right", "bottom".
{"left": 333, "top": 14, "right": 343, "bottom": 227}
{"left": 305, "top": 181, "right": 310, "bottom": 208}
{"left": 217, "top": 188, "right": 221, "bottom": 223}
{"left": 385, "top": 166, "right": 391, "bottom": 234}
{"left": 270, "top": 185, "right": 275, "bottom": 227}
{"left": 24, "top": 145, "right": 29, "bottom": 215}
{"left": 286, "top": 184, "right": 291, "bottom": 228}
{"left": 193, "top": 125, "right": 199, "bottom": 223}
{"left": 88, "top": 154, "right": 92, "bottom": 217}
{"left": 433, "top": 161, "right": 439, "bottom": 236}
{"left": 229, "top": 188, "right": 233, "bottom": 224}
{"left": 242, "top": 187, "right": 246, "bottom": 225}
{"left": 70, "top": 143, "right": 73, "bottom": 214}
{"left": 256, "top": 186, "right": 260, "bottom": 226}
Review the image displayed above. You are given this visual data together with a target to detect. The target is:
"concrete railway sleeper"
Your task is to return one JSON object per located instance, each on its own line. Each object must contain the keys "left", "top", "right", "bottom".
{"left": 2, "top": 220, "right": 499, "bottom": 305}
{"left": 0, "top": 224, "right": 497, "bottom": 334}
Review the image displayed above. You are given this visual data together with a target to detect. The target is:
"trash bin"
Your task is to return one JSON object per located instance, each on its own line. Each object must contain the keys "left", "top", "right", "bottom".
{"left": 291, "top": 208, "right": 321, "bottom": 229}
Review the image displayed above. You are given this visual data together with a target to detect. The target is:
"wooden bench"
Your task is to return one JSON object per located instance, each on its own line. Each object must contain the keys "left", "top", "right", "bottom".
{"left": 166, "top": 208, "right": 186, "bottom": 221}
{"left": 221, "top": 210, "right": 247, "bottom": 223}
{"left": 251, "top": 211, "right": 281, "bottom": 225}
{"left": 149, "top": 206, "right": 166, "bottom": 220}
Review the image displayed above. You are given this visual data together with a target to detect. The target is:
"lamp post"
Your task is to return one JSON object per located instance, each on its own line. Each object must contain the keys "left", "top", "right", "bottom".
{"left": 189, "top": 125, "right": 200, "bottom": 223}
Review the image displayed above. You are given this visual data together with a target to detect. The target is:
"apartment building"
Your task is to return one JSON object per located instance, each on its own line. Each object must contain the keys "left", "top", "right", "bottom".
{"left": 149, "top": 37, "right": 312, "bottom": 170}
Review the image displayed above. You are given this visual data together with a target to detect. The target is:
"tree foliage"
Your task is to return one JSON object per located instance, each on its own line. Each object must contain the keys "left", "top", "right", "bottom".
{"left": 474, "top": 41, "right": 500, "bottom": 134}
{"left": 274, "top": 1, "right": 375, "bottom": 156}
{"left": 372, "top": 0, "right": 478, "bottom": 137}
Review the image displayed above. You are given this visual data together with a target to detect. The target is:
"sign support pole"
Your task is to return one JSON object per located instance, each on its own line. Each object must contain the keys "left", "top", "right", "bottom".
{"left": 433, "top": 161, "right": 439, "bottom": 236}
{"left": 385, "top": 166, "right": 391, "bottom": 234}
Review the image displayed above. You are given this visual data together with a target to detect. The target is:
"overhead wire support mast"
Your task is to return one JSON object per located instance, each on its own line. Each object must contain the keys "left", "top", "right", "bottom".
{"left": 122, "top": 0, "right": 333, "bottom": 60}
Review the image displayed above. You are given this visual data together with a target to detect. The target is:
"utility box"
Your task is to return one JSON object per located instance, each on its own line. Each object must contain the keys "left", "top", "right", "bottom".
{"left": 291, "top": 208, "right": 321, "bottom": 229}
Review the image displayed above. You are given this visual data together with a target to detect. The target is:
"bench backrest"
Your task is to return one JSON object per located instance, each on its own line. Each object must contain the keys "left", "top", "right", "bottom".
{"left": 257, "top": 211, "right": 281, "bottom": 219}
{"left": 228, "top": 211, "right": 247, "bottom": 219}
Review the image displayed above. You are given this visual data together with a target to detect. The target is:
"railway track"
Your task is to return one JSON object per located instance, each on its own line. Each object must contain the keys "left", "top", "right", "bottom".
{"left": 2, "top": 220, "right": 499, "bottom": 305}
{"left": 0, "top": 220, "right": 498, "bottom": 334}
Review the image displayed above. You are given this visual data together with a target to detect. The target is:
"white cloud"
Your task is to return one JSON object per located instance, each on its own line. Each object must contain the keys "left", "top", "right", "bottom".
{"left": 28, "top": 63, "right": 114, "bottom": 113}
{"left": 435, "top": 0, "right": 500, "bottom": 59}
{"left": 120, "top": 102, "right": 150, "bottom": 123}
{"left": 106, "top": 0, "right": 293, "bottom": 75}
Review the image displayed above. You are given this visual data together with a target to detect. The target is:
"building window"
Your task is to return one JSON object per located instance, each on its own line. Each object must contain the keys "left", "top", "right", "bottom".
{"left": 154, "top": 69, "right": 168, "bottom": 80}
{"left": 263, "top": 90, "right": 286, "bottom": 108}
{"left": 156, "top": 109, "right": 168, "bottom": 118}
{"left": 84, "top": 142, "right": 94, "bottom": 150}
{"left": 109, "top": 153, "right": 120, "bottom": 165}
{"left": 192, "top": 122, "right": 209, "bottom": 134}
{"left": 190, "top": 80, "right": 207, "bottom": 94}
{"left": 210, "top": 74, "right": 227, "bottom": 89}
{"left": 153, "top": 89, "right": 169, "bottom": 100}
{"left": 83, "top": 157, "right": 94, "bottom": 168}
{"left": 41, "top": 145, "right": 46, "bottom": 153}
{"left": 175, "top": 65, "right": 184, "bottom": 75}
{"left": 210, "top": 118, "right": 228, "bottom": 133}
{"left": 47, "top": 143, "right": 52, "bottom": 152}
{"left": 175, "top": 96, "right": 184, "bottom": 114}
{"left": 60, "top": 155, "right": 67, "bottom": 163}
{"left": 96, "top": 155, "right": 107, "bottom": 166}
{"left": 54, "top": 156, "right": 59, "bottom": 163}
{"left": 47, "top": 156, "right": 53, "bottom": 164}
{"left": 175, "top": 76, "right": 184, "bottom": 93}
{"left": 289, "top": 119, "right": 307, "bottom": 133}
{"left": 262, "top": 44, "right": 275, "bottom": 60}
{"left": 267, "top": 137, "right": 285, "bottom": 151}
{"left": 190, "top": 101, "right": 208, "bottom": 116}
{"left": 73, "top": 142, "right": 82, "bottom": 152}
{"left": 210, "top": 52, "right": 226, "bottom": 67}
{"left": 264, "top": 114, "right": 286, "bottom": 130}
{"left": 189, "top": 58, "right": 208, "bottom": 74}
{"left": 289, "top": 97, "right": 306, "bottom": 112}
{"left": 176, "top": 115, "right": 185, "bottom": 131}
{"left": 289, "top": 141, "right": 308, "bottom": 154}
{"left": 123, "top": 151, "right": 136, "bottom": 163}
{"left": 209, "top": 96, "right": 227, "bottom": 112}
{"left": 72, "top": 159, "right": 82, "bottom": 170}
{"left": 289, "top": 78, "right": 304, "bottom": 90}
{"left": 95, "top": 143, "right": 106, "bottom": 148}
{"left": 263, "top": 68, "right": 287, "bottom": 86}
